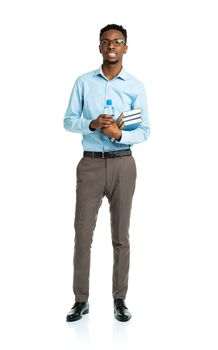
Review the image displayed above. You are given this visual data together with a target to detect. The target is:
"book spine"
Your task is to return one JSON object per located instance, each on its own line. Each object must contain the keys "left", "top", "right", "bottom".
{"left": 115, "top": 108, "right": 141, "bottom": 126}
{"left": 118, "top": 116, "right": 142, "bottom": 127}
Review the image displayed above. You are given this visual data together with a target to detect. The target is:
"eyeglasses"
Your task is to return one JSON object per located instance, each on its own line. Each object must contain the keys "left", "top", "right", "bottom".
{"left": 100, "top": 38, "right": 126, "bottom": 47}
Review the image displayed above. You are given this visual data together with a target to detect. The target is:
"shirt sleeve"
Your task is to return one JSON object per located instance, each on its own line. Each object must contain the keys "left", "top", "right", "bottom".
{"left": 63, "top": 78, "right": 94, "bottom": 135}
{"left": 115, "top": 82, "right": 150, "bottom": 145}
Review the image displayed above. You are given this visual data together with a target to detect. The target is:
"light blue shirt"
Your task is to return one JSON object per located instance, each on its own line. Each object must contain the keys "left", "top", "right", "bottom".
{"left": 64, "top": 67, "right": 150, "bottom": 151}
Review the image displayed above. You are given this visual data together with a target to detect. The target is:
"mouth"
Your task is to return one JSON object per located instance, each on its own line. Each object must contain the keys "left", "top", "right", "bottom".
{"left": 107, "top": 51, "right": 117, "bottom": 58}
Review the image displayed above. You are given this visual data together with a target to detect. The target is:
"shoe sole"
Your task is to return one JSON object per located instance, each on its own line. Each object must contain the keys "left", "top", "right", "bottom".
{"left": 114, "top": 315, "right": 131, "bottom": 322}
{"left": 66, "top": 308, "right": 89, "bottom": 322}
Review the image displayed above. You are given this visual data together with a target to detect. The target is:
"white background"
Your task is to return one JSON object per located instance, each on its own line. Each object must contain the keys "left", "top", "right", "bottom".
{"left": 0, "top": 0, "right": 218, "bottom": 349}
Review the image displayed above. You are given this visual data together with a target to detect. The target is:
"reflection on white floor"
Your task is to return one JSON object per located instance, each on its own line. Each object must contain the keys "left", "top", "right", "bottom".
{"left": 65, "top": 303, "right": 131, "bottom": 349}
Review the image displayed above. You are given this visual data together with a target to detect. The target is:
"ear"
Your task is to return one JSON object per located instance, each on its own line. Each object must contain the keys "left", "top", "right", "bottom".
{"left": 124, "top": 45, "right": 128, "bottom": 54}
{"left": 99, "top": 45, "right": 102, "bottom": 54}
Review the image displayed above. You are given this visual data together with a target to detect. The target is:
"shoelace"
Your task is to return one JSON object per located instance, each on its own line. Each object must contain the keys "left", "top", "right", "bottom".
{"left": 73, "top": 302, "right": 85, "bottom": 310}
{"left": 115, "top": 300, "right": 127, "bottom": 309}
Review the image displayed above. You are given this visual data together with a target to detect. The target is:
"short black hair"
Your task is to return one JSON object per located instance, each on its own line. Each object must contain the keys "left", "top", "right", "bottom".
{"left": 100, "top": 24, "right": 127, "bottom": 43}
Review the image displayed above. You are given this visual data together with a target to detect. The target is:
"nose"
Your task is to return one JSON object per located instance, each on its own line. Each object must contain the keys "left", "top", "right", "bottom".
{"left": 108, "top": 40, "right": 115, "bottom": 48}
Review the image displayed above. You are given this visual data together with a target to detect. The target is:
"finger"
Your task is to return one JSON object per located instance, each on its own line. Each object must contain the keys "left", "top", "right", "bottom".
{"left": 105, "top": 119, "right": 114, "bottom": 124}
{"left": 102, "top": 115, "right": 114, "bottom": 121}
{"left": 103, "top": 114, "right": 113, "bottom": 117}
{"left": 101, "top": 122, "right": 110, "bottom": 127}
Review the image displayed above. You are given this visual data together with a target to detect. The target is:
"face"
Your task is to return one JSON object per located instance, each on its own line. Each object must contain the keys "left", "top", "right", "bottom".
{"left": 99, "top": 29, "right": 128, "bottom": 65}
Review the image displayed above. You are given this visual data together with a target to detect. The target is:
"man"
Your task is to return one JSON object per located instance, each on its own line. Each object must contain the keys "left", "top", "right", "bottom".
{"left": 64, "top": 24, "right": 150, "bottom": 322}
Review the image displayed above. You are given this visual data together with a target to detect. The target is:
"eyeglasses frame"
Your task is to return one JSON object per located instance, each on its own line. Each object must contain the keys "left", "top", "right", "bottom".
{"left": 99, "top": 38, "right": 126, "bottom": 47}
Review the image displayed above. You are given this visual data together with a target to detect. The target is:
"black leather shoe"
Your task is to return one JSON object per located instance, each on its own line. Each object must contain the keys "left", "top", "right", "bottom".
{"left": 114, "top": 299, "right": 131, "bottom": 322}
{"left": 66, "top": 301, "right": 89, "bottom": 322}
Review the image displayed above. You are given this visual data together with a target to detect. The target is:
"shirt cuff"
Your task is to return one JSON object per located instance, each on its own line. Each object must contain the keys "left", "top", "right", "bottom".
{"left": 115, "top": 130, "right": 131, "bottom": 144}
{"left": 89, "top": 121, "right": 96, "bottom": 132}
{"left": 83, "top": 119, "right": 96, "bottom": 135}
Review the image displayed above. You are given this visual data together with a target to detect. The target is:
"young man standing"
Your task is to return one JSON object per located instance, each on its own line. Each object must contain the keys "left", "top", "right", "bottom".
{"left": 64, "top": 24, "right": 150, "bottom": 322}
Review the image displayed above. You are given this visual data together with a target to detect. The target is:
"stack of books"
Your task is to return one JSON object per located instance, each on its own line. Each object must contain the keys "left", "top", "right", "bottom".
{"left": 111, "top": 108, "right": 142, "bottom": 142}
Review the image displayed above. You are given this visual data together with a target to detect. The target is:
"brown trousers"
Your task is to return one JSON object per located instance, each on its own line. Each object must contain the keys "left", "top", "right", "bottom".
{"left": 73, "top": 155, "right": 136, "bottom": 301}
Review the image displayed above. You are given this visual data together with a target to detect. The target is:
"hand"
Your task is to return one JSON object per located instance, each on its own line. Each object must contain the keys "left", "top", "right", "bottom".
{"left": 90, "top": 114, "right": 114, "bottom": 130}
{"left": 101, "top": 123, "right": 122, "bottom": 140}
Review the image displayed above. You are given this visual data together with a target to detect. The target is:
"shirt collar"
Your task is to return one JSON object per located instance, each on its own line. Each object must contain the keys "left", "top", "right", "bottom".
{"left": 94, "top": 66, "right": 127, "bottom": 81}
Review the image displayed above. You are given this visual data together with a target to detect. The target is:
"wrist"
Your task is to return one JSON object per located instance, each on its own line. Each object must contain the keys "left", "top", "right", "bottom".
{"left": 115, "top": 130, "right": 122, "bottom": 141}
{"left": 89, "top": 121, "right": 96, "bottom": 131}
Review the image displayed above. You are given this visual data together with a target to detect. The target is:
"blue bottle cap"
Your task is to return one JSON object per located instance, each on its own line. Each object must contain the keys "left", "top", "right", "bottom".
{"left": 106, "top": 99, "right": 112, "bottom": 105}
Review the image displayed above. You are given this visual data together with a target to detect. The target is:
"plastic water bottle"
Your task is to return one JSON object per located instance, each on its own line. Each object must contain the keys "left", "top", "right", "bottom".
{"left": 103, "top": 99, "right": 114, "bottom": 116}
{"left": 102, "top": 99, "right": 114, "bottom": 141}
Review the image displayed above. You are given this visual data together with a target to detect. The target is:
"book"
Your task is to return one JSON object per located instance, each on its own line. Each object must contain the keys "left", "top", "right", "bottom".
{"left": 119, "top": 116, "right": 143, "bottom": 130}
{"left": 117, "top": 113, "right": 142, "bottom": 126}
{"left": 115, "top": 108, "right": 141, "bottom": 126}
{"left": 111, "top": 108, "right": 142, "bottom": 142}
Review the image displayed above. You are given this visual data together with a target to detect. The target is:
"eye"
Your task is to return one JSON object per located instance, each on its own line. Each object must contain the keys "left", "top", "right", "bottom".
{"left": 116, "top": 39, "right": 126, "bottom": 46}
{"left": 114, "top": 40, "right": 120, "bottom": 46}
{"left": 101, "top": 40, "right": 108, "bottom": 46}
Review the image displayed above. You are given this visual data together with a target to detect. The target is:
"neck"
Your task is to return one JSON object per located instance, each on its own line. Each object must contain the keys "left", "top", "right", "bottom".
{"left": 102, "top": 62, "right": 123, "bottom": 80}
